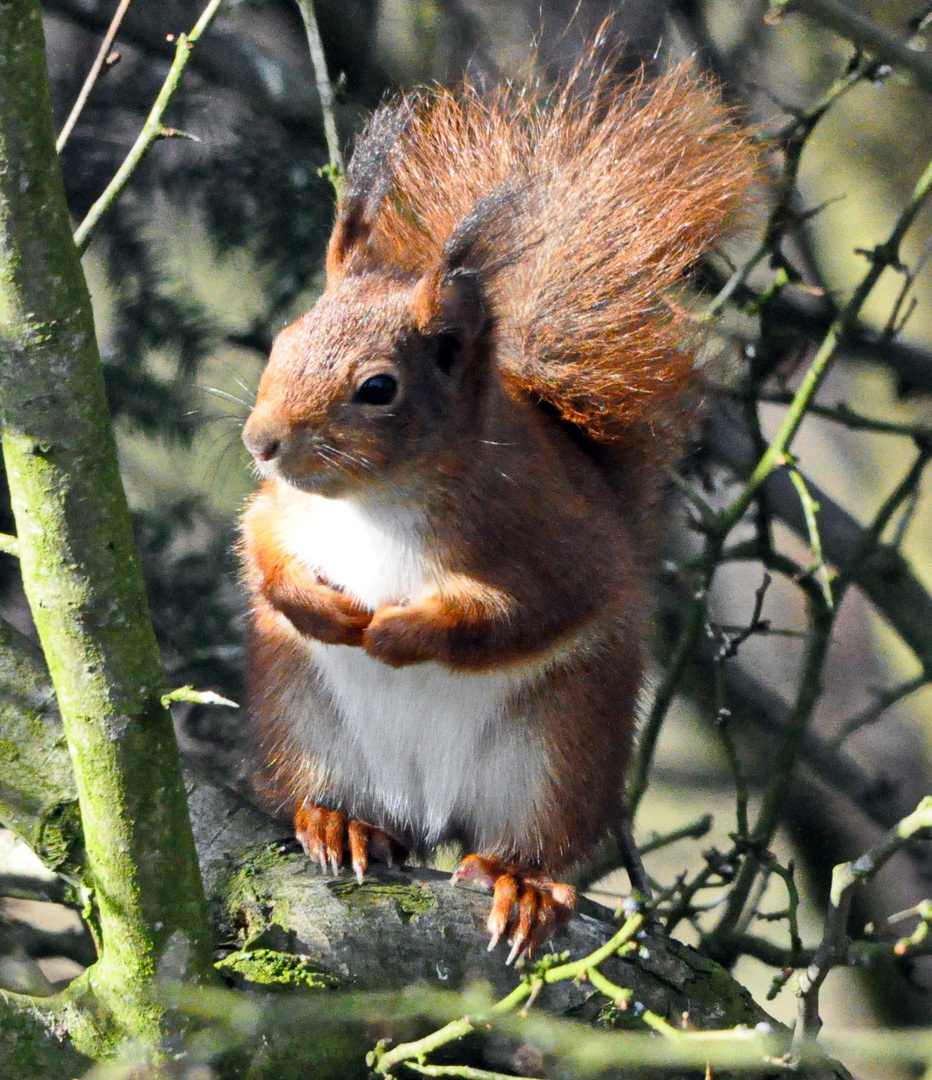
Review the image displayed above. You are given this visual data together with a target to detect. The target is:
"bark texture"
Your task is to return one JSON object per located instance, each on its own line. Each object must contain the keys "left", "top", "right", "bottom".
{"left": 0, "top": 0, "right": 213, "bottom": 1040}
{"left": 0, "top": 617, "right": 852, "bottom": 1077}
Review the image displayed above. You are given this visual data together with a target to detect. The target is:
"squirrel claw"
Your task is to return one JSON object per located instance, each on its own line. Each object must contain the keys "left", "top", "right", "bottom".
{"left": 294, "top": 805, "right": 407, "bottom": 881}
{"left": 452, "top": 854, "right": 576, "bottom": 962}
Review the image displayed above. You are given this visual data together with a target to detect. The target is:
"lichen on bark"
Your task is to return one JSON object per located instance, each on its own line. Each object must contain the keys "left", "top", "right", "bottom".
{"left": 0, "top": 0, "right": 214, "bottom": 1045}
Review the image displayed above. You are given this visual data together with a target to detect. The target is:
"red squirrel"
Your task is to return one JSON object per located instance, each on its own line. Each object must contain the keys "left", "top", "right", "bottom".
{"left": 239, "top": 59, "right": 757, "bottom": 961}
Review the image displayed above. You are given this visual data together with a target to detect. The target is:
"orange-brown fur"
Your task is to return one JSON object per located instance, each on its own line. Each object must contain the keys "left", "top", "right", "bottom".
{"left": 238, "top": 58, "right": 757, "bottom": 954}
{"left": 332, "top": 64, "right": 755, "bottom": 441}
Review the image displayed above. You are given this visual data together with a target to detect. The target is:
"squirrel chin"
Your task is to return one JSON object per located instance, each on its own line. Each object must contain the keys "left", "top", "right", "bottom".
{"left": 261, "top": 464, "right": 355, "bottom": 499}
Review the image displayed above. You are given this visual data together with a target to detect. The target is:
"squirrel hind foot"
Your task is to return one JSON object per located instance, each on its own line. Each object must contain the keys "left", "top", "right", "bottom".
{"left": 294, "top": 805, "right": 407, "bottom": 883}
{"left": 451, "top": 853, "right": 577, "bottom": 964}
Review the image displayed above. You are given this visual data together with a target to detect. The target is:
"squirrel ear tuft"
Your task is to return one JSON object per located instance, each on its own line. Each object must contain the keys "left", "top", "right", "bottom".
{"left": 410, "top": 183, "right": 519, "bottom": 334}
{"left": 411, "top": 268, "right": 487, "bottom": 341}
{"left": 325, "top": 101, "right": 413, "bottom": 283}
{"left": 325, "top": 201, "right": 371, "bottom": 281}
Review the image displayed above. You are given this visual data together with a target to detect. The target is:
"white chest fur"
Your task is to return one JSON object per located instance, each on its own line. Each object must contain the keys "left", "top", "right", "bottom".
{"left": 277, "top": 490, "right": 434, "bottom": 609}
{"left": 274, "top": 492, "right": 546, "bottom": 847}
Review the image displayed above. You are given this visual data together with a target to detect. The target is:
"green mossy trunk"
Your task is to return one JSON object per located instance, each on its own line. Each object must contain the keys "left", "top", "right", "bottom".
{"left": 0, "top": 0, "right": 214, "bottom": 1045}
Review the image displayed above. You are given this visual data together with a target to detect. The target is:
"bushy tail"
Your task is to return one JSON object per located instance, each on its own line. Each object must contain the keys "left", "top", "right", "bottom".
{"left": 339, "top": 58, "right": 758, "bottom": 444}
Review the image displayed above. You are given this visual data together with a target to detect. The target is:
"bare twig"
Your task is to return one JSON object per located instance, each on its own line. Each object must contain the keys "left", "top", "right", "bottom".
{"left": 835, "top": 440, "right": 932, "bottom": 597}
{"left": 754, "top": 392, "right": 932, "bottom": 441}
{"left": 56, "top": 0, "right": 133, "bottom": 152}
{"left": 704, "top": 594, "right": 835, "bottom": 965}
{"left": 639, "top": 814, "right": 714, "bottom": 857}
{"left": 704, "top": 54, "right": 879, "bottom": 323}
{"left": 721, "top": 140, "right": 932, "bottom": 530}
{"left": 708, "top": 397, "right": 932, "bottom": 677}
{"left": 715, "top": 573, "right": 773, "bottom": 660}
{"left": 833, "top": 673, "right": 930, "bottom": 746}
{"left": 795, "top": 796, "right": 932, "bottom": 1042}
{"left": 72, "top": 0, "right": 225, "bottom": 254}
{"left": 294, "top": 0, "right": 344, "bottom": 194}
{"left": 794, "top": 0, "right": 932, "bottom": 94}
{"left": 786, "top": 467, "right": 834, "bottom": 610}
{"left": 627, "top": 585, "right": 708, "bottom": 816}
{"left": 716, "top": 709, "right": 750, "bottom": 841}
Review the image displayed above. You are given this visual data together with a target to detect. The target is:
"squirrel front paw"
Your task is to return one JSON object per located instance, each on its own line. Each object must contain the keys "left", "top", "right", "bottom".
{"left": 452, "top": 854, "right": 577, "bottom": 964}
{"left": 269, "top": 579, "right": 373, "bottom": 645}
{"left": 363, "top": 603, "right": 442, "bottom": 667}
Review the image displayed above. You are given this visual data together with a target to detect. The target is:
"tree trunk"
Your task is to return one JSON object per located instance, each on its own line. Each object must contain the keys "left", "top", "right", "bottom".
{"left": 0, "top": 0, "right": 214, "bottom": 1044}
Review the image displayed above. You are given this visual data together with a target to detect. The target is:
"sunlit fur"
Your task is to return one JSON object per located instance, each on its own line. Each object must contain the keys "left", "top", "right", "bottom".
{"left": 333, "top": 63, "right": 757, "bottom": 447}
{"left": 240, "top": 58, "right": 758, "bottom": 886}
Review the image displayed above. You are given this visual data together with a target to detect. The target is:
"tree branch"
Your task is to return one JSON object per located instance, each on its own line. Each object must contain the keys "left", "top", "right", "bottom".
{"left": 707, "top": 396, "right": 932, "bottom": 672}
{"left": 45, "top": 0, "right": 329, "bottom": 127}
{"left": 73, "top": 0, "right": 225, "bottom": 254}
{"left": 0, "top": 0, "right": 214, "bottom": 1040}
{"left": 794, "top": 0, "right": 932, "bottom": 95}
{"left": 795, "top": 796, "right": 932, "bottom": 1043}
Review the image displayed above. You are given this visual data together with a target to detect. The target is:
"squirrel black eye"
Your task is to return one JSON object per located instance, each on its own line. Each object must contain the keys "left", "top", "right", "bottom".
{"left": 435, "top": 333, "right": 462, "bottom": 376}
{"left": 354, "top": 373, "right": 398, "bottom": 405}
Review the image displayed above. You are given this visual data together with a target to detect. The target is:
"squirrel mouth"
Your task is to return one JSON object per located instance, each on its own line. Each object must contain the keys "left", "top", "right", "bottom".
{"left": 270, "top": 457, "right": 367, "bottom": 499}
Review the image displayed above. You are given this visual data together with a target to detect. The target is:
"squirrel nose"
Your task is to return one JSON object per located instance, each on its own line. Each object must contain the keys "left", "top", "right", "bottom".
{"left": 243, "top": 412, "right": 287, "bottom": 462}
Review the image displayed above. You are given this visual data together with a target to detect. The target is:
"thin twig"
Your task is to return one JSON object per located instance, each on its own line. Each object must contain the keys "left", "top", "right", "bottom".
{"left": 72, "top": 0, "right": 225, "bottom": 254}
{"left": 704, "top": 55, "right": 877, "bottom": 323}
{"left": 833, "top": 673, "right": 930, "bottom": 746}
{"left": 754, "top": 392, "right": 932, "bottom": 440}
{"left": 715, "top": 573, "right": 773, "bottom": 660}
{"left": 704, "top": 594, "right": 835, "bottom": 966}
{"left": 794, "top": 0, "right": 932, "bottom": 94}
{"left": 716, "top": 710, "right": 750, "bottom": 841}
{"left": 795, "top": 796, "right": 932, "bottom": 1043}
{"left": 627, "top": 586, "right": 708, "bottom": 816}
{"left": 370, "top": 914, "right": 644, "bottom": 1075}
{"left": 786, "top": 467, "right": 834, "bottom": 610}
{"left": 720, "top": 145, "right": 932, "bottom": 531}
{"left": 56, "top": 0, "right": 133, "bottom": 152}
{"left": 835, "top": 440, "right": 932, "bottom": 597}
{"left": 639, "top": 814, "right": 714, "bottom": 856}
{"left": 294, "top": 0, "right": 344, "bottom": 194}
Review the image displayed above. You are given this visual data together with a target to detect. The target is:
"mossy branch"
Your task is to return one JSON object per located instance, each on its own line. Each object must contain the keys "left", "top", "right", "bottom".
{"left": 0, "top": 0, "right": 215, "bottom": 1044}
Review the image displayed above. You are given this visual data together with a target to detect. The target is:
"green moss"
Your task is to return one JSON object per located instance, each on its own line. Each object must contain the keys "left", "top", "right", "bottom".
{"left": 326, "top": 879, "right": 435, "bottom": 921}
{"left": 223, "top": 844, "right": 286, "bottom": 901}
{"left": 0, "top": 991, "right": 92, "bottom": 1080}
{"left": 0, "top": 738, "right": 20, "bottom": 763}
{"left": 676, "top": 943, "right": 766, "bottom": 1027}
{"left": 216, "top": 948, "right": 338, "bottom": 992}
{"left": 221, "top": 844, "right": 294, "bottom": 943}
{"left": 37, "top": 799, "right": 83, "bottom": 872}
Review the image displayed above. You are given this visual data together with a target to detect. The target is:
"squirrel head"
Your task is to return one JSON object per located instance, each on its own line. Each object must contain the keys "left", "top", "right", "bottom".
{"left": 242, "top": 268, "right": 490, "bottom": 497}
